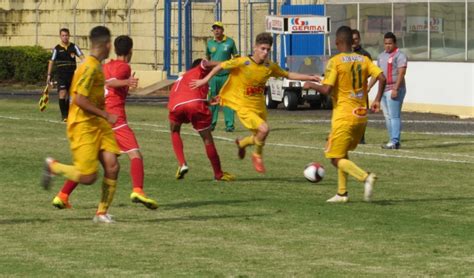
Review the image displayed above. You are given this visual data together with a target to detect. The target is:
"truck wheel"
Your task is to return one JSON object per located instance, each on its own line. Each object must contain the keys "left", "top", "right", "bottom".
{"left": 265, "top": 87, "right": 279, "bottom": 109}
{"left": 309, "top": 100, "right": 322, "bottom": 109}
{"left": 283, "top": 91, "right": 298, "bottom": 111}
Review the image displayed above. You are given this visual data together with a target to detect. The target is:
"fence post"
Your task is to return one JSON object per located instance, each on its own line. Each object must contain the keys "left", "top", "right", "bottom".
{"left": 35, "top": 0, "right": 42, "bottom": 46}
{"left": 127, "top": 0, "right": 134, "bottom": 35}
{"left": 73, "top": 0, "right": 79, "bottom": 43}
{"left": 101, "top": 0, "right": 109, "bottom": 26}
{"left": 153, "top": 0, "right": 160, "bottom": 70}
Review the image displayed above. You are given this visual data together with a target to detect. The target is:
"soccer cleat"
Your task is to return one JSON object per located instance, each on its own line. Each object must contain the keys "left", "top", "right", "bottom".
{"left": 41, "top": 157, "right": 56, "bottom": 190}
{"left": 215, "top": 172, "right": 236, "bottom": 181}
{"left": 381, "top": 142, "right": 400, "bottom": 149}
{"left": 251, "top": 153, "right": 266, "bottom": 173}
{"left": 225, "top": 127, "right": 235, "bottom": 132}
{"left": 235, "top": 138, "right": 246, "bottom": 160}
{"left": 62, "top": 118, "right": 67, "bottom": 123}
{"left": 130, "top": 191, "right": 158, "bottom": 210}
{"left": 364, "top": 173, "right": 377, "bottom": 202}
{"left": 175, "top": 164, "right": 189, "bottom": 179}
{"left": 326, "top": 194, "right": 349, "bottom": 203}
{"left": 52, "top": 196, "right": 72, "bottom": 209}
{"left": 93, "top": 214, "right": 115, "bottom": 224}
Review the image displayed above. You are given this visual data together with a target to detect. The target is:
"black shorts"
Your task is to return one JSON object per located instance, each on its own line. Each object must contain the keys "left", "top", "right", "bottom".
{"left": 56, "top": 73, "right": 74, "bottom": 92}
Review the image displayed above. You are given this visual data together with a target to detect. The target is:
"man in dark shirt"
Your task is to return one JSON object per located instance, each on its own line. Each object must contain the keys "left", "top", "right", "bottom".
{"left": 46, "top": 28, "right": 84, "bottom": 122}
{"left": 352, "top": 29, "right": 372, "bottom": 144}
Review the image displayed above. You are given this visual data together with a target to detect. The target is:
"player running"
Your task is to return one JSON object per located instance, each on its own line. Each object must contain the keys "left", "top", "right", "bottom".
{"left": 303, "top": 26, "right": 386, "bottom": 203}
{"left": 169, "top": 59, "right": 235, "bottom": 181}
{"left": 191, "top": 32, "right": 319, "bottom": 173}
{"left": 50, "top": 35, "right": 158, "bottom": 210}
{"left": 41, "top": 26, "right": 121, "bottom": 223}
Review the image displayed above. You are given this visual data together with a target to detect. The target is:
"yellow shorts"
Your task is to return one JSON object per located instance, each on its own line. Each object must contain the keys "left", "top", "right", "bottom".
{"left": 325, "top": 121, "right": 366, "bottom": 159}
{"left": 67, "top": 119, "right": 120, "bottom": 175}
{"left": 236, "top": 107, "right": 267, "bottom": 133}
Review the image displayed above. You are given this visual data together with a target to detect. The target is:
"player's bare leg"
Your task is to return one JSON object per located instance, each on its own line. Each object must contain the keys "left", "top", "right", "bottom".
{"left": 198, "top": 127, "right": 234, "bottom": 181}
{"left": 127, "top": 150, "right": 158, "bottom": 209}
{"left": 170, "top": 122, "right": 189, "bottom": 179}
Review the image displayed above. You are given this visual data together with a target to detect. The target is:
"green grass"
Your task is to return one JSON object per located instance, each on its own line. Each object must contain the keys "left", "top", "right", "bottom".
{"left": 0, "top": 98, "right": 473, "bottom": 276}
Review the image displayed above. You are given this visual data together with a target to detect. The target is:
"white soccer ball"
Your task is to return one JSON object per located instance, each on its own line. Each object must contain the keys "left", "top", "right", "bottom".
{"left": 303, "top": 162, "right": 325, "bottom": 183}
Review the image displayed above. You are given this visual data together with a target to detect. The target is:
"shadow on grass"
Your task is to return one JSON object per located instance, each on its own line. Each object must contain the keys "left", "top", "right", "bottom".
{"left": 371, "top": 196, "right": 474, "bottom": 206}
{"left": 161, "top": 198, "right": 265, "bottom": 210}
{"left": 0, "top": 218, "right": 51, "bottom": 225}
{"left": 211, "top": 177, "right": 304, "bottom": 183}
{"left": 141, "top": 213, "right": 271, "bottom": 223}
{"left": 407, "top": 142, "right": 474, "bottom": 149}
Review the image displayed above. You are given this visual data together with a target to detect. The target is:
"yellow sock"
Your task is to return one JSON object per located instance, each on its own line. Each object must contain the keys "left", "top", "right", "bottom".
{"left": 337, "top": 168, "right": 348, "bottom": 195}
{"left": 238, "top": 135, "right": 255, "bottom": 148}
{"left": 254, "top": 137, "right": 265, "bottom": 156}
{"left": 338, "top": 159, "right": 369, "bottom": 182}
{"left": 50, "top": 162, "right": 81, "bottom": 182}
{"left": 97, "top": 177, "right": 117, "bottom": 215}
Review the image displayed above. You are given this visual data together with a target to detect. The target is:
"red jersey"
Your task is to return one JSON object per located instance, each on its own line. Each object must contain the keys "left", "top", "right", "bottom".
{"left": 103, "top": 59, "right": 131, "bottom": 125}
{"left": 168, "top": 62, "right": 210, "bottom": 112}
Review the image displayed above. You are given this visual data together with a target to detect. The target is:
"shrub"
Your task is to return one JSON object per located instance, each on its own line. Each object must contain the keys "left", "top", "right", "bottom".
{"left": 0, "top": 46, "right": 50, "bottom": 83}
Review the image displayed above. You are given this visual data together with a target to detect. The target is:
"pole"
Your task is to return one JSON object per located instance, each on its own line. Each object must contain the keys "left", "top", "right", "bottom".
{"left": 164, "top": 0, "right": 171, "bottom": 76}
{"left": 102, "top": 0, "right": 109, "bottom": 26}
{"left": 127, "top": 0, "right": 133, "bottom": 35}
{"left": 73, "top": 0, "right": 79, "bottom": 43}
{"left": 185, "top": 0, "right": 192, "bottom": 69}
{"left": 153, "top": 0, "right": 159, "bottom": 70}
{"left": 178, "top": 0, "right": 182, "bottom": 73}
{"left": 35, "top": 1, "right": 42, "bottom": 46}
{"left": 238, "top": 0, "right": 242, "bottom": 56}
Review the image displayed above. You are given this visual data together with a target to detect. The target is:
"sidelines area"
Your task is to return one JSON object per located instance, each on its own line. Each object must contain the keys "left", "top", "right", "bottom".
{"left": 1, "top": 114, "right": 473, "bottom": 165}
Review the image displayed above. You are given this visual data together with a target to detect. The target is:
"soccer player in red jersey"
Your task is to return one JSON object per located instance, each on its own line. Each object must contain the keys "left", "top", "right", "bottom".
{"left": 169, "top": 59, "right": 234, "bottom": 181}
{"left": 51, "top": 35, "right": 158, "bottom": 210}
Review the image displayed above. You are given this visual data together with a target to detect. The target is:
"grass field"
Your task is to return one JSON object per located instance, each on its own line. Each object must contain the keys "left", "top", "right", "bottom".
{"left": 0, "top": 98, "right": 473, "bottom": 276}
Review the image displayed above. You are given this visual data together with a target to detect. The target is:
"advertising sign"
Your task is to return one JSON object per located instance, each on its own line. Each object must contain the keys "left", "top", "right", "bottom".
{"left": 287, "top": 16, "right": 330, "bottom": 34}
{"left": 407, "top": 16, "right": 443, "bottom": 33}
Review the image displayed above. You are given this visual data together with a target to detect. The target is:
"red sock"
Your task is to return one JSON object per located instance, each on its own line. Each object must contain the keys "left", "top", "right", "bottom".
{"left": 60, "top": 179, "right": 79, "bottom": 196}
{"left": 171, "top": 131, "right": 186, "bottom": 165}
{"left": 205, "top": 143, "right": 223, "bottom": 179}
{"left": 130, "top": 157, "right": 144, "bottom": 190}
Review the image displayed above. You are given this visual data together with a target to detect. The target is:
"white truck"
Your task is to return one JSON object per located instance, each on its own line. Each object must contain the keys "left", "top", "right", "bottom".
{"left": 264, "top": 15, "right": 332, "bottom": 110}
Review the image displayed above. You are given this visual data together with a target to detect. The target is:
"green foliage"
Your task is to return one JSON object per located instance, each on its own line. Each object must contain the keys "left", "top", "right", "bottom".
{"left": 0, "top": 46, "right": 50, "bottom": 83}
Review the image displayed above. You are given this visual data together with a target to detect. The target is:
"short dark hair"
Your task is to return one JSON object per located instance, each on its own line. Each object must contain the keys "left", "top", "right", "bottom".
{"left": 59, "top": 28, "right": 70, "bottom": 35}
{"left": 255, "top": 32, "right": 273, "bottom": 46}
{"left": 336, "top": 26, "right": 353, "bottom": 45}
{"left": 352, "top": 29, "right": 361, "bottom": 38}
{"left": 384, "top": 32, "right": 397, "bottom": 43}
{"left": 114, "top": 35, "right": 133, "bottom": 56}
{"left": 191, "top": 59, "right": 203, "bottom": 69}
{"left": 89, "top": 26, "right": 111, "bottom": 45}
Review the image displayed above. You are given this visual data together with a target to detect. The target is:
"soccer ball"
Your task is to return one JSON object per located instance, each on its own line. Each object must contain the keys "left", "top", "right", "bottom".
{"left": 303, "top": 162, "right": 325, "bottom": 183}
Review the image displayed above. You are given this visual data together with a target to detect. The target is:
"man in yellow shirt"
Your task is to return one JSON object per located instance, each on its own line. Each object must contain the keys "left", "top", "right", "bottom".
{"left": 41, "top": 26, "right": 121, "bottom": 223}
{"left": 304, "top": 26, "right": 386, "bottom": 203}
{"left": 192, "top": 32, "right": 319, "bottom": 173}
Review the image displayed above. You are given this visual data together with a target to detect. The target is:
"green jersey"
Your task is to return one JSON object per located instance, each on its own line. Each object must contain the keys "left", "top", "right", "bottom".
{"left": 206, "top": 35, "right": 238, "bottom": 76}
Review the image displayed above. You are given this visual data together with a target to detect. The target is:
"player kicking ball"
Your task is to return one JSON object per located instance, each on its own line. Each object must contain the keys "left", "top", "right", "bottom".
{"left": 191, "top": 32, "right": 319, "bottom": 173}
{"left": 41, "top": 26, "right": 120, "bottom": 223}
{"left": 50, "top": 35, "right": 158, "bottom": 210}
{"left": 303, "top": 26, "right": 386, "bottom": 203}
{"left": 168, "top": 59, "right": 235, "bottom": 181}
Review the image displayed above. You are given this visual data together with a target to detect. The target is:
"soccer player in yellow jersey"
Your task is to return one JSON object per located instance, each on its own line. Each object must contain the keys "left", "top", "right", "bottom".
{"left": 303, "top": 26, "right": 386, "bottom": 203}
{"left": 41, "top": 26, "right": 121, "bottom": 223}
{"left": 192, "top": 32, "right": 319, "bottom": 173}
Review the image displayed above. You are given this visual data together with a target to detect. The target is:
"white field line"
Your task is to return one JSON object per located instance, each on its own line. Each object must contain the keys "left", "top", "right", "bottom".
{"left": 1, "top": 115, "right": 473, "bottom": 164}
{"left": 298, "top": 119, "right": 474, "bottom": 125}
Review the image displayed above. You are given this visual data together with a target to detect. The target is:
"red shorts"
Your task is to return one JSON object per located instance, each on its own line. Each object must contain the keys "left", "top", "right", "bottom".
{"left": 168, "top": 101, "right": 211, "bottom": 131}
{"left": 112, "top": 123, "right": 140, "bottom": 153}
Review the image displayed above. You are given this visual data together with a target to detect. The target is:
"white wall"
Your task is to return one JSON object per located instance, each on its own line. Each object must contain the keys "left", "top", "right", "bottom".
{"left": 370, "top": 61, "right": 474, "bottom": 117}
{"left": 404, "top": 62, "right": 473, "bottom": 107}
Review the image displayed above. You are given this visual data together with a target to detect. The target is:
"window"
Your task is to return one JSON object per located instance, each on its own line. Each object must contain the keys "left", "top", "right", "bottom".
{"left": 359, "top": 4, "right": 392, "bottom": 59}
{"left": 430, "top": 2, "right": 466, "bottom": 61}
{"left": 469, "top": 2, "right": 474, "bottom": 60}
{"left": 326, "top": 4, "right": 357, "bottom": 55}
{"left": 394, "top": 2, "right": 429, "bottom": 60}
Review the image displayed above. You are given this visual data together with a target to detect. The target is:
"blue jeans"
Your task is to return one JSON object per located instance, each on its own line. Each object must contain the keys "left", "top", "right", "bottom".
{"left": 381, "top": 87, "right": 406, "bottom": 144}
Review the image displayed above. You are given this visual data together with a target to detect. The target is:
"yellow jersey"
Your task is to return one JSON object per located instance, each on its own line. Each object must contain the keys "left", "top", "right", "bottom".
{"left": 220, "top": 56, "right": 288, "bottom": 111}
{"left": 68, "top": 56, "right": 106, "bottom": 124}
{"left": 323, "top": 52, "right": 383, "bottom": 124}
